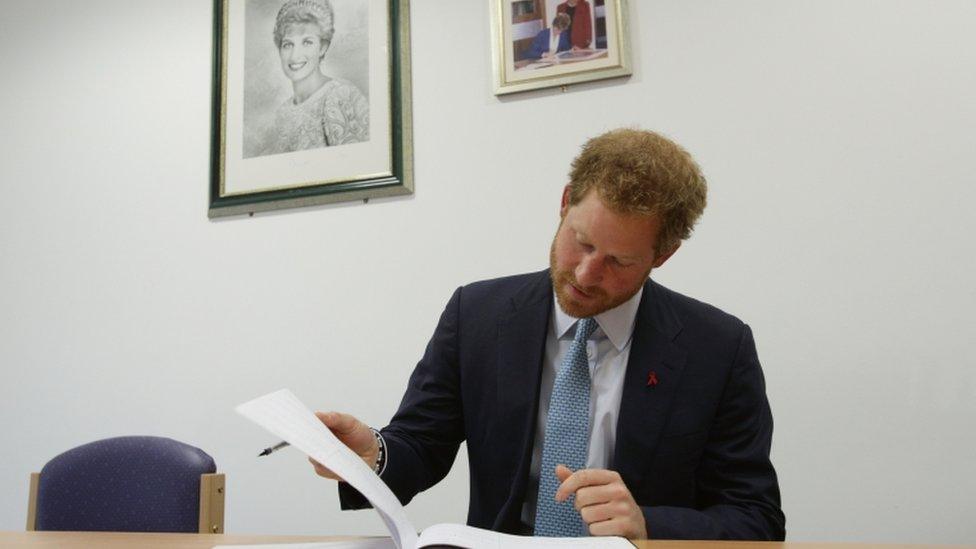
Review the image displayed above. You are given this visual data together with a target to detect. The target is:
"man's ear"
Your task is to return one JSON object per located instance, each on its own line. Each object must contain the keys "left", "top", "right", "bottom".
{"left": 560, "top": 185, "right": 572, "bottom": 217}
{"left": 652, "top": 242, "right": 681, "bottom": 269}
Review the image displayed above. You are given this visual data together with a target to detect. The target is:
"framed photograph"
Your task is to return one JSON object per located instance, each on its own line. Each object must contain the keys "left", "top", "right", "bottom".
{"left": 490, "top": 0, "right": 631, "bottom": 95}
{"left": 209, "top": 0, "right": 412, "bottom": 218}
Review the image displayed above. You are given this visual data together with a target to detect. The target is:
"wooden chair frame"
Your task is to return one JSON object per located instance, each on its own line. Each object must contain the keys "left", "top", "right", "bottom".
{"left": 26, "top": 472, "right": 225, "bottom": 534}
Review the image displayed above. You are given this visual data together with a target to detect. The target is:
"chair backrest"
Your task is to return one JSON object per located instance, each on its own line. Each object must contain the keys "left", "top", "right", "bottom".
{"left": 27, "top": 436, "right": 224, "bottom": 533}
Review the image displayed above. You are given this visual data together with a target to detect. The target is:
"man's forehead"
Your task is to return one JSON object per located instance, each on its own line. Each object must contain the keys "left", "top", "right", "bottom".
{"left": 569, "top": 193, "right": 661, "bottom": 226}
{"left": 566, "top": 214, "right": 658, "bottom": 260}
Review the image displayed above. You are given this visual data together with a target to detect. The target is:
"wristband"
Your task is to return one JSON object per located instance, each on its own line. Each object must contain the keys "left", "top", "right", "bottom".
{"left": 370, "top": 428, "right": 387, "bottom": 476}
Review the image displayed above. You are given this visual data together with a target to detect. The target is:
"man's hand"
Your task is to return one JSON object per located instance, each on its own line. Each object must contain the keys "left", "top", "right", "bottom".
{"left": 554, "top": 464, "right": 648, "bottom": 539}
{"left": 309, "top": 411, "right": 379, "bottom": 482}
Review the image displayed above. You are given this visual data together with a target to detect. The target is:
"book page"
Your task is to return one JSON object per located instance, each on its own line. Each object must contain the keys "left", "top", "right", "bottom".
{"left": 235, "top": 389, "right": 418, "bottom": 549}
{"left": 554, "top": 49, "right": 606, "bottom": 61}
{"left": 416, "top": 523, "right": 633, "bottom": 549}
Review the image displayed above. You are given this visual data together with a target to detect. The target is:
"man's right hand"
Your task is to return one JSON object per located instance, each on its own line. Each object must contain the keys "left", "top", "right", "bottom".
{"left": 309, "top": 411, "right": 379, "bottom": 481}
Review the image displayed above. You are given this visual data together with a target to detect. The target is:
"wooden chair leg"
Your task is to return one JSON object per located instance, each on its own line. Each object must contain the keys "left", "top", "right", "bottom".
{"left": 198, "top": 473, "right": 225, "bottom": 533}
{"left": 26, "top": 472, "right": 40, "bottom": 531}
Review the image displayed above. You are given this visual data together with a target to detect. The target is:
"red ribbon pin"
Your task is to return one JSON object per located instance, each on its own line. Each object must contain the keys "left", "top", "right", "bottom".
{"left": 647, "top": 371, "right": 659, "bottom": 387}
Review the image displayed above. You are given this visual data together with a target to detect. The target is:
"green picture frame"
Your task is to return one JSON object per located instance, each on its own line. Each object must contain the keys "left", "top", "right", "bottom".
{"left": 209, "top": 0, "right": 413, "bottom": 218}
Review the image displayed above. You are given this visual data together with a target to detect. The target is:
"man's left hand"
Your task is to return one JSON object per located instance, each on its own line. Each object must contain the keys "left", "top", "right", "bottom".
{"left": 554, "top": 464, "right": 648, "bottom": 539}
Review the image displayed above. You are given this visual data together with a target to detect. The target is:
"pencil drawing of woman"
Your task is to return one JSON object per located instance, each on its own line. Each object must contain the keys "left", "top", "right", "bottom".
{"left": 244, "top": 0, "right": 369, "bottom": 158}
{"left": 271, "top": 0, "right": 368, "bottom": 154}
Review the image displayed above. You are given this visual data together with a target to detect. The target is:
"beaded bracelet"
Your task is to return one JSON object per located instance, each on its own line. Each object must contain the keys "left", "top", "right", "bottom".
{"left": 370, "top": 427, "right": 387, "bottom": 475}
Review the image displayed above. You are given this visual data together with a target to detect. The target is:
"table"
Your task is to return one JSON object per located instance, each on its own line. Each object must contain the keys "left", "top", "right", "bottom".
{"left": 513, "top": 48, "right": 609, "bottom": 70}
{"left": 5, "top": 532, "right": 350, "bottom": 548}
{"left": 1, "top": 531, "right": 973, "bottom": 549}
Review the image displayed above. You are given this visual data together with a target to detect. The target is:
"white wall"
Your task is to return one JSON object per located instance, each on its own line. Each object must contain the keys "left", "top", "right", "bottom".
{"left": 1, "top": 0, "right": 974, "bottom": 544}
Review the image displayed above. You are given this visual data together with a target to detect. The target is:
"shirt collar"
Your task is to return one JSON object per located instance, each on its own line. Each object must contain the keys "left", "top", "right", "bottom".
{"left": 552, "top": 285, "right": 644, "bottom": 351}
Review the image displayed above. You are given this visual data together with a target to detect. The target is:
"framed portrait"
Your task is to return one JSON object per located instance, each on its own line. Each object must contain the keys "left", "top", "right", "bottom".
{"left": 209, "top": 0, "right": 412, "bottom": 218}
{"left": 490, "top": 0, "right": 631, "bottom": 95}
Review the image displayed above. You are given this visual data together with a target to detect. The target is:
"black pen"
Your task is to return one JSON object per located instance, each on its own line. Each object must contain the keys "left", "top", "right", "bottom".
{"left": 258, "top": 441, "right": 290, "bottom": 456}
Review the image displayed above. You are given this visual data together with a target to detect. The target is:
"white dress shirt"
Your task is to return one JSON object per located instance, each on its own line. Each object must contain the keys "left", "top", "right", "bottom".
{"left": 549, "top": 30, "right": 562, "bottom": 56}
{"left": 521, "top": 287, "right": 644, "bottom": 528}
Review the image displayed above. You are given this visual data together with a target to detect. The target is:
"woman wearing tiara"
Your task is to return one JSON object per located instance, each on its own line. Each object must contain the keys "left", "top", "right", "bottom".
{"left": 269, "top": 0, "right": 368, "bottom": 154}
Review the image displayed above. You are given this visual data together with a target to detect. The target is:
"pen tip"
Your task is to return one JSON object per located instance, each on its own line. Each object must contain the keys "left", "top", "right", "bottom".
{"left": 258, "top": 449, "right": 270, "bottom": 457}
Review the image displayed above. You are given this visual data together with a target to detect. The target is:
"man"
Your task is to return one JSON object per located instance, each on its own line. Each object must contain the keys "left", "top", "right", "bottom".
{"left": 312, "top": 129, "right": 785, "bottom": 540}
{"left": 526, "top": 13, "right": 572, "bottom": 60}
{"left": 557, "top": 0, "right": 592, "bottom": 50}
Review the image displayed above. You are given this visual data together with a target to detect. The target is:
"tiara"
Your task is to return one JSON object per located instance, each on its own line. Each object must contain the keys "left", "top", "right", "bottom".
{"left": 277, "top": 0, "right": 331, "bottom": 20}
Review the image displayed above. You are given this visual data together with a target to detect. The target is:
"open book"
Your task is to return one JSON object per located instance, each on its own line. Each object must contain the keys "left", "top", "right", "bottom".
{"left": 233, "top": 389, "right": 633, "bottom": 549}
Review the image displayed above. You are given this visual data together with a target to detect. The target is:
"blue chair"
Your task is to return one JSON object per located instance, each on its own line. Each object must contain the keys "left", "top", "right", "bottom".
{"left": 26, "top": 436, "right": 225, "bottom": 533}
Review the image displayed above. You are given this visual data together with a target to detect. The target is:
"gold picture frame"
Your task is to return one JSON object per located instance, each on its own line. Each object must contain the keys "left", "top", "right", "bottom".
{"left": 490, "top": 0, "right": 632, "bottom": 95}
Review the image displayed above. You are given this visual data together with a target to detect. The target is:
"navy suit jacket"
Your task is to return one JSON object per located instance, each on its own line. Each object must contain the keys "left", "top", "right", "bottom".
{"left": 341, "top": 271, "right": 785, "bottom": 540}
{"left": 526, "top": 28, "right": 571, "bottom": 59}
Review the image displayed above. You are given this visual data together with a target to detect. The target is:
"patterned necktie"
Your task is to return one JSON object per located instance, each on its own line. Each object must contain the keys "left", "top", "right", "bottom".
{"left": 534, "top": 317, "right": 598, "bottom": 537}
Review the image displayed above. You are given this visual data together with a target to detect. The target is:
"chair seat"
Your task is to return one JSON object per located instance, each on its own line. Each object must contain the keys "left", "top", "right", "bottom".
{"left": 34, "top": 436, "right": 217, "bottom": 533}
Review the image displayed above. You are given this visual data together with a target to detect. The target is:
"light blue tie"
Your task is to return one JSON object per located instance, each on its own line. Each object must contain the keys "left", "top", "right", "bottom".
{"left": 534, "top": 317, "right": 598, "bottom": 537}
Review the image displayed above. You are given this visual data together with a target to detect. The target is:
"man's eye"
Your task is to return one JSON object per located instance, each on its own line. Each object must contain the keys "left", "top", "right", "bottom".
{"left": 304, "top": 39, "right": 314, "bottom": 46}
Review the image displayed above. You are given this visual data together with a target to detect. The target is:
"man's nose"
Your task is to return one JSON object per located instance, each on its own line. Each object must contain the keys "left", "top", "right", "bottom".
{"left": 575, "top": 254, "right": 603, "bottom": 287}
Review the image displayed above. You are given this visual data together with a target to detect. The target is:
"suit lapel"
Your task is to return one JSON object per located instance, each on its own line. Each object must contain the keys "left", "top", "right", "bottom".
{"left": 490, "top": 275, "right": 688, "bottom": 525}
{"left": 493, "top": 271, "right": 552, "bottom": 530}
{"left": 614, "top": 279, "right": 687, "bottom": 490}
